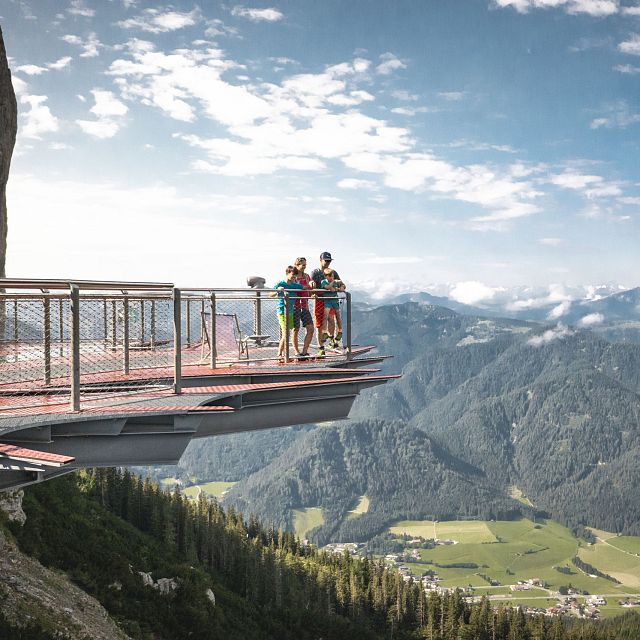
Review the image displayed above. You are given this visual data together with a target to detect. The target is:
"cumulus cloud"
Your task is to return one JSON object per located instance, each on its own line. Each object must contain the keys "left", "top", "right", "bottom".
{"left": 231, "top": 6, "right": 284, "bottom": 21}
{"left": 539, "top": 237, "right": 563, "bottom": 246}
{"left": 438, "top": 91, "right": 466, "bottom": 101}
{"left": 528, "top": 323, "right": 574, "bottom": 347}
{"left": 337, "top": 178, "right": 378, "bottom": 189}
{"left": 77, "top": 90, "right": 128, "bottom": 138}
{"left": 20, "top": 95, "right": 60, "bottom": 138}
{"left": 105, "top": 40, "right": 544, "bottom": 226}
{"left": 614, "top": 64, "right": 640, "bottom": 74}
{"left": 547, "top": 301, "right": 572, "bottom": 320}
{"left": 550, "top": 171, "right": 622, "bottom": 198}
{"left": 619, "top": 33, "right": 640, "bottom": 55}
{"left": 376, "top": 53, "right": 406, "bottom": 75}
{"left": 590, "top": 101, "right": 640, "bottom": 129}
{"left": 16, "top": 64, "right": 48, "bottom": 75}
{"left": 450, "top": 281, "right": 497, "bottom": 305}
{"left": 68, "top": 0, "right": 95, "bottom": 17}
{"left": 48, "top": 56, "right": 73, "bottom": 70}
{"left": 508, "top": 284, "right": 574, "bottom": 311}
{"left": 118, "top": 8, "right": 200, "bottom": 32}
{"left": 62, "top": 33, "right": 102, "bottom": 57}
{"left": 579, "top": 312, "right": 605, "bottom": 326}
{"left": 493, "top": 0, "right": 619, "bottom": 16}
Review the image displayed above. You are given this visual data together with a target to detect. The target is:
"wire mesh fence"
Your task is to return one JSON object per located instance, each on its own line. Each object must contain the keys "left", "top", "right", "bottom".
{"left": 0, "top": 281, "right": 352, "bottom": 414}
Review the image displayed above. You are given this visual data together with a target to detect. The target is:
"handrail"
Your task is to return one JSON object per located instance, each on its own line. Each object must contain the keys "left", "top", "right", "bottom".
{"left": 0, "top": 282, "right": 353, "bottom": 412}
{"left": 0, "top": 278, "right": 174, "bottom": 291}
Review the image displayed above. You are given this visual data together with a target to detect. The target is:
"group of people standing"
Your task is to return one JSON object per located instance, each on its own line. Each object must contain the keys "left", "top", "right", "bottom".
{"left": 272, "top": 251, "right": 346, "bottom": 360}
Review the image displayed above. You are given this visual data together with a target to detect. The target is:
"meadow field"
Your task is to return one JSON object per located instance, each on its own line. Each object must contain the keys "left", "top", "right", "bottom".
{"left": 293, "top": 507, "right": 325, "bottom": 539}
{"left": 182, "top": 481, "right": 237, "bottom": 500}
{"left": 387, "top": 518, "right": 640, "bottom": 616}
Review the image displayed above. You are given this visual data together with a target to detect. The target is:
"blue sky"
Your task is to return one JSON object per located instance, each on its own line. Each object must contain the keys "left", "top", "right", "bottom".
{"left": 2, "top": 0, "right": 639, "bottom": 304}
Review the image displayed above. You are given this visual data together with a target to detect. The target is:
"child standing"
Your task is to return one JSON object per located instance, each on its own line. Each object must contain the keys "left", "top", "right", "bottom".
{"left": 271, "top": 266, "right": 305, "bottom": 361}
{"left": 319, "top": 268, "right": 344, "bottom": 355}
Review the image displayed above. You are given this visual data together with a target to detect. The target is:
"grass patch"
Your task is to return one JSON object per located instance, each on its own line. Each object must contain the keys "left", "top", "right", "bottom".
{"left": 389, "top": 519, "right": 496, "bottom": 544}
{"left": 348, "top": 495, "right": 369, "bottom": 516}
{"left": 607, "top": 536, "right": 640, "bottom": 556}
{"left": 388, "top": 518, "right": 640, "bottom": 600}
{"left": 182, "top": 481, "right": 236, "bottom": 500}
{"left": 578, "top": 538, "right": 640, "bottom": 588}
{"left": 508, "top": 485, "right": 533, "bottom": 507}
{"left": 293, "top": 507, "right": 324, "bottom": 539}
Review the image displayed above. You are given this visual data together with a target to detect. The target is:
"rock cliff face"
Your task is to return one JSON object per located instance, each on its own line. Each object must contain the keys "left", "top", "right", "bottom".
{"left": 0, "top": 26, "right": 17, "bottom": 278}
{"left": 0, "top": 529, "right": 131, "bottom": 639}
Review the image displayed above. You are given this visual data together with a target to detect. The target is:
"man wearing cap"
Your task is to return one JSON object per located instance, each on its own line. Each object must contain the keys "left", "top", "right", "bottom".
{"left": 311, "top": 251, "right": 344, "bottom": 355}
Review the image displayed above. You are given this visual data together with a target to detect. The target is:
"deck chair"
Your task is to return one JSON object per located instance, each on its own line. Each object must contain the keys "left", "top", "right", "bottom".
{"left": 200, "top": 312, "right": 249, "bottom": 361}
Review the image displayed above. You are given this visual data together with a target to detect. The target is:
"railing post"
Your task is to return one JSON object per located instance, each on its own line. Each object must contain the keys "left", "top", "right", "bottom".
{"left": 58, "top": 298, "right": 64, "bottom": 356}
{"left": 13, "top": 299, "right": 18, "bottom": 342}
{"left": 345, "top": 292, "right": 352, "bottom": 361}
{"left": 102, "top": 300, "right": 108, "bottom": 346}
{"left": 254, "top": 290, "right": 262, "bottom": 336}
{"left": 111, "top": 300, "right": 117, "bottom": 348}
{"left": 209, "top": 292, "right": 217, "bottom": 369}
{"left": 122, "top": 291, "right": 130, "bottom": 375}
{"left": 43, "top": 292, "right": 51, "bottom": 385}
{"left": 150, "top": 300, "right": 156, "bottom": 349}
{"left": 140, "top": 299, "right": 145, "bottom": 345}
{"left": 69, "top": 284, "right": 80, "bottom": 411}
{"left": 284, "top": 292, "right": 290, "bottom": 363}
{"left": 186, "top": 298, "right": 191, "bottom": 346}
{"left": 173, "top": 288, "right": 182, "bottom": 394}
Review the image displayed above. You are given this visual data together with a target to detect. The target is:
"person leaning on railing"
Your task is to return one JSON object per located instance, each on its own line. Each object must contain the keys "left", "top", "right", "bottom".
{"left": 270, "top": 265, "right": 306, "bottom": 362}
{"left": 310, "top": 251, "right": 345, "bottom": 356}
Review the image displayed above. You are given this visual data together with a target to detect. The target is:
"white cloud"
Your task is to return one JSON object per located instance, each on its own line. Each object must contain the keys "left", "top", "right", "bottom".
{"left": 619, "top": 34, "right": 640, "bottom": 55}
{"left": 528, "top": 323, "right": 574, "bottom": 347}
{"left": 376, "top": 53, "right": 406, "bottom": 75}
{"left": 547, "top": 301, "right": 571, "bottom": 319}
{"left": 622, "top": 5, "right": 640, "bottom": 15}
{"left": 47, "top": 56, "right": 73, "bottom": 70}
{"left": 493, "top": 0, "right": 619, "bottom": 16}
{"left": 76, "top": 90, "right": 128, "bottom": 138}
{"left": 391, "top": 90, "right": 419, "bottom": 101}
{"left": 62, "top": 32, "right": 102, "bottom": 57}
{"left": 579, "top": 312, "right": 605, "bottom": 326}
{"left": 539, "top": 237, "right": 563, "bottom": 246}
{"left": 11, "top": 76, "right": 29, "bottom": 96}
{"left": 337, "top": 178, "right": 378, "bottom": 190}
{"left": 89, "top": 90, "right": 128, "bottom": 117}
{"left": 614, "top": 64, "right": 640, "bottom": 74}
{"left": 391, "top": 106, "right": 430, "bottom": 116}
{"left": 438, "top": 91, "right": 466, "bottom": 101}
{"left": 231, "top": 6, "right": 284, "bottom": 21}
{"left": 76, "top": 120, "right": 121, "bottom": 138}
{"left": 508, "top": 284, "right": 574, "bottom": 311}
{"left": 68, "top": 0, "right": 95, "bottom": 17}
{"left": 118, "top": 8, "right": 200, "bottom": 32}
{"left": 20, "top": 95, "right": 60, "bottom": 138}
{"left": 450, "top": 281, "right": 497, "bottom": 305}
{"left": 590, "top": 101, "right": 640, "bottom": 128}
{"left": 16, "top": 64, "right": 48, "bottom": 75}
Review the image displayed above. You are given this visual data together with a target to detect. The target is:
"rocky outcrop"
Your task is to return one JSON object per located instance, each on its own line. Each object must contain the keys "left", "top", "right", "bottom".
{"left": 0, "top": 529, "right": 130, "bottom": 639}
{"left": 0, "top": 489, "right": 26, "bottom": 524}
{"left": 138, "top": 571, "right": 179, "bottom": 594}
{"left": 0, "top": 26, "right": 17, "bottom": 278}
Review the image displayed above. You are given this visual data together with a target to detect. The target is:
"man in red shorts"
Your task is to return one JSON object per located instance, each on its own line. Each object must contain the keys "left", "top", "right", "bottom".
{"left": 310, "top": 251, "right": 342, "bottom": 356}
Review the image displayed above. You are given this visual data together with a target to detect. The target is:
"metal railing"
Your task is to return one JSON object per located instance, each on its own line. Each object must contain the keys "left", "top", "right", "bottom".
{"left": 0, "top": 279, "right": 352, "bottom": 413}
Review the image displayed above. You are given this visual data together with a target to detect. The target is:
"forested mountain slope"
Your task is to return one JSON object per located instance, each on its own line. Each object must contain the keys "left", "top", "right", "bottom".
{"left": 224, "top": 303, "right": 640, "bottom": 539}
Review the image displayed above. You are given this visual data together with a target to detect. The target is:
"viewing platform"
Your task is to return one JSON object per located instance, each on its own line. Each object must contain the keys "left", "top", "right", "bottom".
{"left": 0, "top": 279, "right": 394, "bottom": 491}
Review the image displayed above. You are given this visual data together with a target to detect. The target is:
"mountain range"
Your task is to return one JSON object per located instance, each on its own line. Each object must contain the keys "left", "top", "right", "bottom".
{"left": 153, "top": 297, "right": 640, "bottom": 544}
